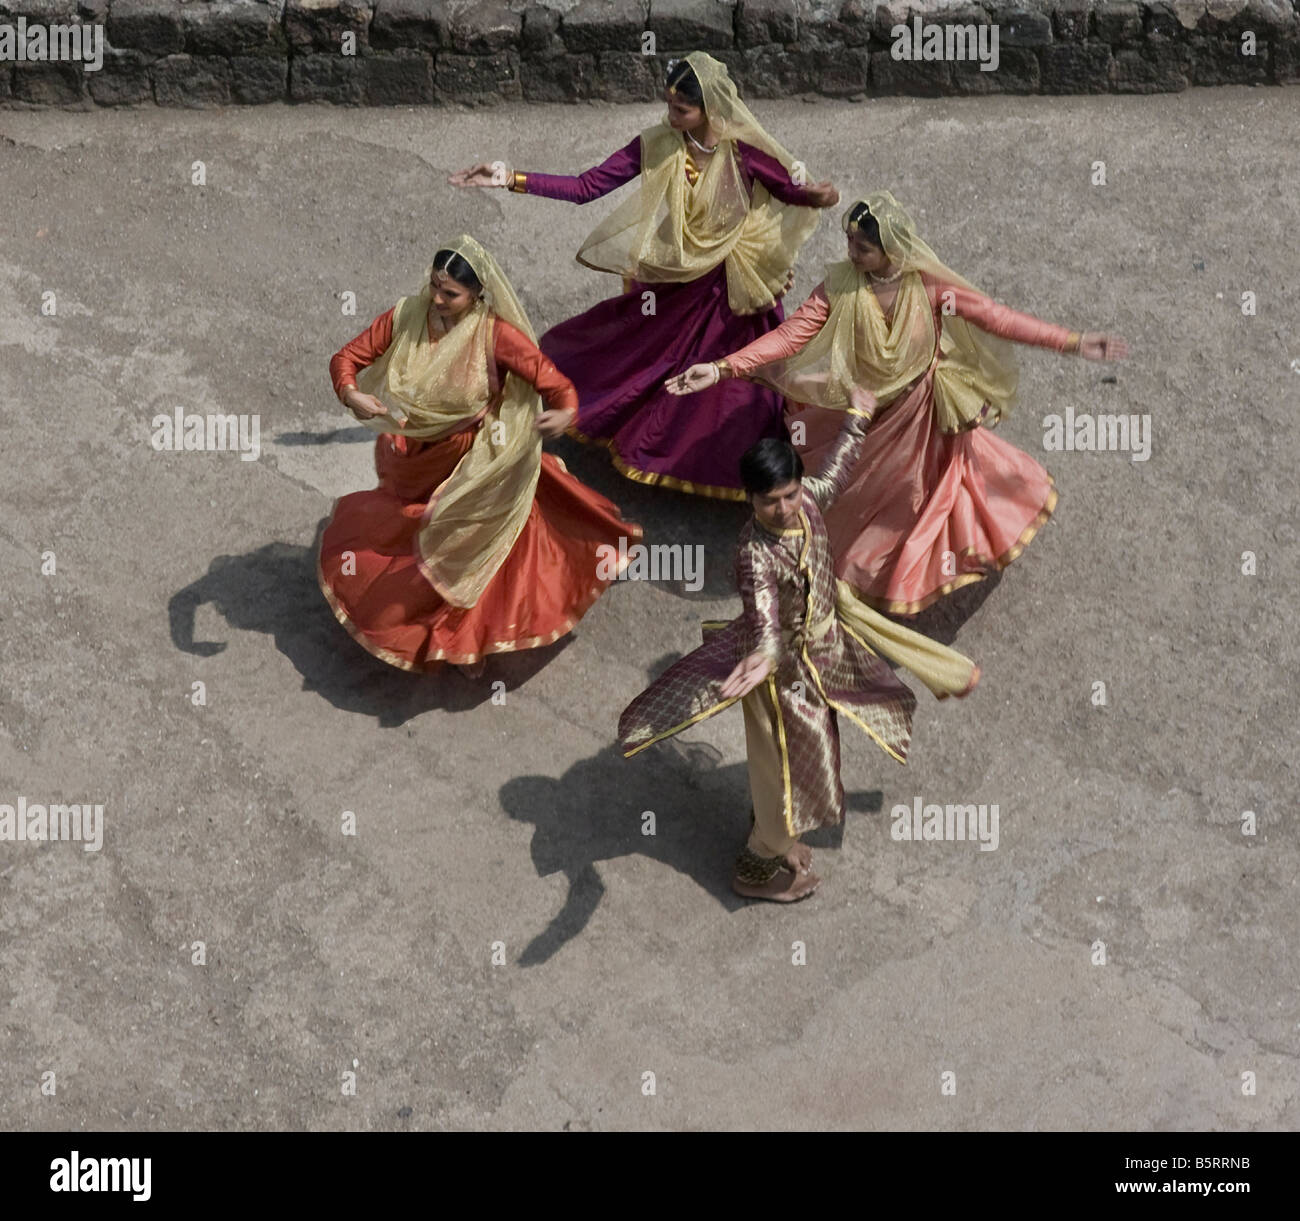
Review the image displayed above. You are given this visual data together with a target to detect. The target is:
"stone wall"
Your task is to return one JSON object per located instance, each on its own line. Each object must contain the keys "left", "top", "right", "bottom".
{"left": 1, "top": 0, "right": 1296, "bottom": 108}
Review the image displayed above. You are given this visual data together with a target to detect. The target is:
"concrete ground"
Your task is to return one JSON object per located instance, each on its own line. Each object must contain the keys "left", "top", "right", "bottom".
{"left": 0, "top": 89, "right": 1296, "bottom": 1131}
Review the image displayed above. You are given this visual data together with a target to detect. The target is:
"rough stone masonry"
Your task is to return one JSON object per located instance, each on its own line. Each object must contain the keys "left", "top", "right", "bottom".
{"left": 0, "top": 0, "right": 1297, "bottom": 109}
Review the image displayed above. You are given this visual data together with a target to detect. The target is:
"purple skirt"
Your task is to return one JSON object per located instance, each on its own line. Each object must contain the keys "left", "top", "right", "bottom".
{"left": 540, "top": 262, "right": 789, "bottom": 500}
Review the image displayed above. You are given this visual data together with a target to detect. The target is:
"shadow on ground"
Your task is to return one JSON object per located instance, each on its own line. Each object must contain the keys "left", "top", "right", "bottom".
{"left": 276, "top": 425, "right": 374, "bottom": 446}
{"left": 499, "top": 667, "right": 882, "bottom": 966}
{"left": 167, "top": 538, "right": 565, "bottom": 727}
{"left": 902, "top": 569, "right": 1004, "bottom": 646}
{"left": 550, "top": 435, "right": 751, "bottom": 601}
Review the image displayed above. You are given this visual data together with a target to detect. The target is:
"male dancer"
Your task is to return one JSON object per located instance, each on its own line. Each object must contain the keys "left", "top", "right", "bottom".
{"left": 619, "top": 390, "right": 980, "bottom": 900}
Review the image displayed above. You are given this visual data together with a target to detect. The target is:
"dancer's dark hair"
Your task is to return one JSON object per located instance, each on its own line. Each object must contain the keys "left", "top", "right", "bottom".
{"left": 741, "top": 438, "right": 804, "bottom": 496}
{"left": 845, "top": 202, "right": 883, "bottom": 250}
{"left": 664, "top": 59, "right": 704, "bottom": 107}
{"left": 432, "top": 249, "right": 482, "bottom": 294}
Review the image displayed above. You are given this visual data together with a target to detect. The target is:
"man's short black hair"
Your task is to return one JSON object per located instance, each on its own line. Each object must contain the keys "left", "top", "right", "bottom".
{"left": 740, "top": 438, "right": 804, "bottom": 495}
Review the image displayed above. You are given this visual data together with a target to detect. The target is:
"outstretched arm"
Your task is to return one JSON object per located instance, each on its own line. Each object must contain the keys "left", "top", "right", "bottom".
{"left": 802, "top": 402, "right": 872, "bottom": 514}
{"left": 449, "top": 138, "right": 642, "bottom": 204}
{"left": 929, "top": 277, "right": 1128, "bottom": 360}
{"left": 665, "top": 283, "right": 831, "bottom": 395}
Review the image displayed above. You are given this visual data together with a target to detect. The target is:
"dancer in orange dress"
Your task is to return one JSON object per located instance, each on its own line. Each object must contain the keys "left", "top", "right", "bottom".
{"left": 319, "top": 235, "right": 640, "bottom": 677}
{"left": 669, "top": 192, "right": 1129, "bottom": 615}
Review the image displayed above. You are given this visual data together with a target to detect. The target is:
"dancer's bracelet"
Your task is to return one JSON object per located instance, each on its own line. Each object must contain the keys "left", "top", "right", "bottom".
{"left": 508, "top": 171, "right": 528, "bottom": 193}
{"left": 1064, "top": 331, "right": 1082, "bottom": 354}
{"left": 714, "top": 359, "right": 733, "bottom": 381}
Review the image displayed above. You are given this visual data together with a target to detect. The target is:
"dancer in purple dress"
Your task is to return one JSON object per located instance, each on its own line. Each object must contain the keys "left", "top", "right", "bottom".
{"left": 451, "top": 52, "right": 840, "bottom": 500}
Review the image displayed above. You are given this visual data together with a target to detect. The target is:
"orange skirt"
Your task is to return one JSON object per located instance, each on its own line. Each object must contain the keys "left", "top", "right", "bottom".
{"left": 318, "top": 428, "right": 641, "bottom": 669}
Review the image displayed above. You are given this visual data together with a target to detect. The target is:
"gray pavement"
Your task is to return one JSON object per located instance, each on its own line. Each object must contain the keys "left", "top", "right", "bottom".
{"left": 0, "top": 90, "right": 1297, "bottom": 1130}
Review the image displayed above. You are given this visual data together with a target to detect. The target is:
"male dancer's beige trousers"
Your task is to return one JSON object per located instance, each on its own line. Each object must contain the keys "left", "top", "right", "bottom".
{"left": 741, "top": 682, "right": 796, "bottom": 859}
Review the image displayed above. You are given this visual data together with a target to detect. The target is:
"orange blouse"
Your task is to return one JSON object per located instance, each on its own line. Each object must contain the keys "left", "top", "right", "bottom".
{"left": 330, "top": 308, "right": 579, "bottom": 415}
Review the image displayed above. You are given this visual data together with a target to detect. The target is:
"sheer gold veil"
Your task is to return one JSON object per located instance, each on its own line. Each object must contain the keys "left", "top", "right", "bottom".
{"left": 576, "top": 51, "right": 819, "bottom": 315}
{"left": 355, "top": 235, "right": 544, "bottom": 609}
{"left": 862, "top": 191, "right": 1019, "bottom": 430}
{"left": 753, "top": 192, "right": 1019, "bottom": 431}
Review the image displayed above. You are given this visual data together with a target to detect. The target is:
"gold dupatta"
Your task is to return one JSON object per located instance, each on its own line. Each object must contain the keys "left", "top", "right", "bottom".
{"left": 575, "top": 51, "right": 819, "bottom": 316}
{"left": 754, "top": 258, "right": 936, "bottom": 410}
{"left": 834, "top": 582, "right": 977, "bottom": 699}
{"left": 354, "top": 234, "right": 543, "bottom": 609}
{"left": 754, "top": 192, "right": 1020, "bottom": 433}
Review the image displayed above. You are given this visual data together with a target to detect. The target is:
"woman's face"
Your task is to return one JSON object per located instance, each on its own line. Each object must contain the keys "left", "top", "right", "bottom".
{"left": 430, "top": 270, "right": 478, "bottom": 319}
{"left": 847, "top": 230, "right": 892, "bottom": 276}
{"left": 664, "top": 88, "right": 706, "bottom": 132}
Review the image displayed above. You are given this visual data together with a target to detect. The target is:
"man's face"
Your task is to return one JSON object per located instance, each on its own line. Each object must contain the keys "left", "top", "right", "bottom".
{"left": 751, "top": 479, "right": 803, "bottom": 532}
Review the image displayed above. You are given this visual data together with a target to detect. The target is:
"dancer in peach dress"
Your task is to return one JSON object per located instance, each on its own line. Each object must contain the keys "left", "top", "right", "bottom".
{"left": 669, "top": 192, "right": 1128, "bottom": 614}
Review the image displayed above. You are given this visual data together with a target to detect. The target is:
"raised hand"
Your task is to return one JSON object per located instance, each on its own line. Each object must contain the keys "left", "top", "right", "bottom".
{"left": 1079, "top": 332, "right": 1129, "bottom": 361}
{"left": 665, "top": 363, "right": 720, "bottom": 396}
{"left": 720, "top": 650, "right": 773, "bottom": 700}
{"left": 448, "top": 162, "right": 508, "bottom": 189}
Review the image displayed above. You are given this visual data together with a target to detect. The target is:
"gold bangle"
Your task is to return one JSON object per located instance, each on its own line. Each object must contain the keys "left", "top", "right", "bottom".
{"left": 714, "top": 359, "right": 732, "bottom": 380}
{"left": 1065, "top": 331, "right": 1082, "bottom": 354}
{"left": 508, "top": 170, "right": 527, "bottom": 194}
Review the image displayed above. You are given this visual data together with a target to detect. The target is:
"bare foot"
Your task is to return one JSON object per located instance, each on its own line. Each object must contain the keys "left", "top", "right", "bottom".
{"left": 732, "top": 866, "right": 821, "bottom": 903}
{"left": 784, "top": 843, "right": 813, "bottom": 874}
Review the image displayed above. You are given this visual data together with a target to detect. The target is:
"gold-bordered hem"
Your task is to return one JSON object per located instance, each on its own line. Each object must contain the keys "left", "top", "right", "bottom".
{"left": 835, "top": 618, "right": 981, "bottom": 703}
{"left": 800, "top": 641, "right": 908, "bottom": 766}
{"left": 621, "top": 692, "right": 742, "bottom": 758}
{"left": 317, "top": 527, "right": 641, "bottom": 672}
{"left": 850, "top": 482, "right": 1058, "bottom": 617}
{"left": 566, "top": 423, "right": 750, "bottom": 502}
{"left": 791, "top": 508, "right": 907, "bottom": 765}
